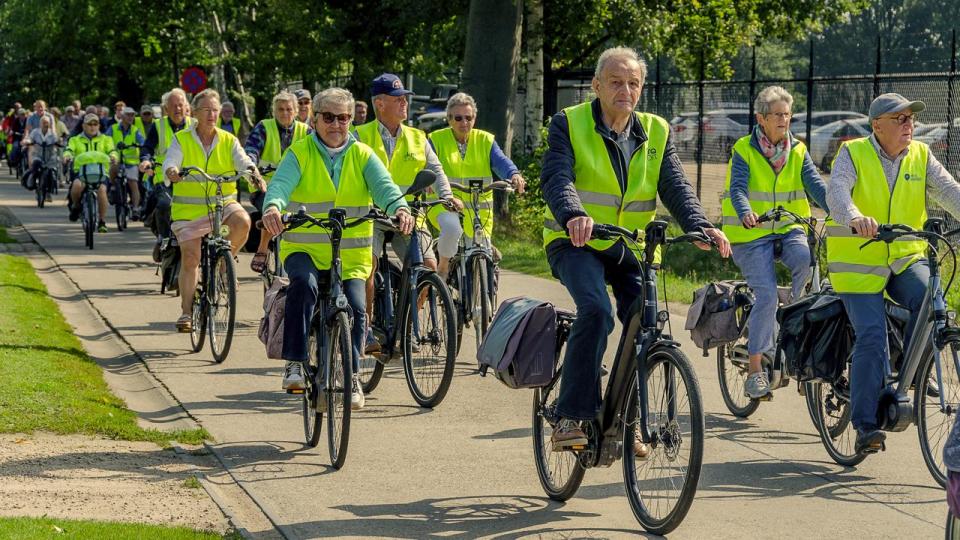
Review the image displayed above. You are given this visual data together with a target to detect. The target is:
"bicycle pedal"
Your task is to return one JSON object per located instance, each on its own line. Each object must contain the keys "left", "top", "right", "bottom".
{"left": 286, "top": 389, "right": 305, "bottom": 395}
{"left": 758, "top": 393, "right": 773, "bottom": 402}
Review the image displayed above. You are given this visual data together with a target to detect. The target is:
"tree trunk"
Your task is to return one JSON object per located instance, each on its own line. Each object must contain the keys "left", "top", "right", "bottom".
{"left": 523, "top": 0, "right": 544, "bottom": 154}
{"left": 462, "top": 0, "right": 523, "bottom": 219}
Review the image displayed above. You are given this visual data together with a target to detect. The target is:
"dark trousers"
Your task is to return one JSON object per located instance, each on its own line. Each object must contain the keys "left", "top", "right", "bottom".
{"left": 839, "top": 260, "right": 929, "bottom": 431}
{"left": 547, "top": 241, "right": 644, "bottom": 420}
{"left": 281, "top": 252, "right": 366, "bottom": 371}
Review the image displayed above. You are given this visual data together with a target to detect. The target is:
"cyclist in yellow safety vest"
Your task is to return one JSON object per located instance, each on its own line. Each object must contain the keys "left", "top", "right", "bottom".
{"left": 426, "top": 91, "right": 527, "bottom": 277}
{"left": 720, "top": 86, "right": 829, "bottom": 400}
{"left": 260, "top": 88, "right": 414, "bottom": 407}
{"left": 63, "top": 113, "right": 119, "bottom": 232}
{"left": 541, "top": 47, "right": 730, "bottom": 454}
{"left": 245, "top": 90, "right": 312, "bottom": 273}
{"left": 825, "top": 93, "right": 960, "bottom": 454}
{"left": 217, "top": 101, "right": 242, "bottom": 140}
{"left": 161, "top": 89, "right": 265, "bottom": 333}
{"left": 135, "top": 105, "right": 157, "bottom": 143}
{"left": 106, "top": 107, "right": 146, "bottom": 220}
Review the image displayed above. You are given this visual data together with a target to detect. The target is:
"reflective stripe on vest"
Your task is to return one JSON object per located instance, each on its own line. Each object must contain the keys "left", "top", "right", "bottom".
{"left": 110, "top": 125, "right": 141, "bottom": 166}
{"left": 427, "top": 127, "right": 495, "bottom": 238}
{"left": 170, "top": 127, "right": 239, "bottom": 222}
{"left": 720, "top": 135, "right": 810, "bottom": 244}
{"left": 825, "top": 138, "right": 928, "bottom": 293}
{"left": 353, "top": 121, "right": 427, "bottom": 201}
{"left": 260, "top": 119, "right": 309, "bottom": 180}
{"left": 542, "top": 101, "right": 667, "bottom": 262}
{"left": 279, "top": 138, "right": 376, "bottom": 281}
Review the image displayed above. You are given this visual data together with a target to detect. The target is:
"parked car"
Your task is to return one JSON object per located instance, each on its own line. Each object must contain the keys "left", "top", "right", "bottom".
{"left": 791, "top": 111, "right": 868, "bottom": 142}
{"left": 669, "top": 112, "right": 699, "bottom": 152}
{"left": 414, "top": 111, "right": 447, "bottom": 133}
{"left": 702, "top": 109, "right": 751, "bottom": 160}
{"left": 808, "top": 118, "right": 872, "bottom": 172}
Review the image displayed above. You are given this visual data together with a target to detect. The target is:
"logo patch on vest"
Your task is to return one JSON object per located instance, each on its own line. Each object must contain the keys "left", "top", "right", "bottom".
{"left": 904, "top": 172, "right": 924, "bottom": 182}
{"left": 647, "top": 147, "right": 658, "bottom": 160}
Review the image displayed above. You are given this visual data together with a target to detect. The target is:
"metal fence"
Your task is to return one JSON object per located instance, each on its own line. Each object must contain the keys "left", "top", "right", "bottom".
{"left": 554, "top": 34, "right": 960, "bottom": 223}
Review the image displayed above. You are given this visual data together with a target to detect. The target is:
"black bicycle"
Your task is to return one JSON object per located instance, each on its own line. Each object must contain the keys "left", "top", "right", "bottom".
{"left": 111, "top": 142, "right": 147, "bottom": 231}
{"left": 806, "top": 218, "right": 960, "bottom": 486}
{"left": 266, "top": 208, "right": 396, "bottom": 469}
{"left": 25, "top": 140, "right": 63, "bottom": 209}
{"left": 445, "top": 180, "right": 512, "bottom": 354}
{"left": 532, "top": 220, "right": 707, "bottom": 535}
{"left": 254, "top": 164, "right": 283, "bottom": 294}
{"left": 360, "top": 172, "right": 458, "bottom": 408}
{"left": 181, "top": 166, "right": 248, "bottom": 364}
{"left": 717, "top": 206, "right": 823, "bottom": 417}
{"left": 76, "top": 163, "right": 108, "bottom": 250}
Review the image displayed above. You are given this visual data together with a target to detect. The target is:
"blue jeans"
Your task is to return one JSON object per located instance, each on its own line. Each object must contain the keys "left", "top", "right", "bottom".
{"left": 547, "top": 242, "right": 645, "bottom": 421}
{"left": 840, "top": 260, "right": 929, "bottom": 431}
{"left": 281, "top": 252, "right": 366, "bottom": 371}
{"left": 731, "top": 229, "right": 811, "bottom": 355}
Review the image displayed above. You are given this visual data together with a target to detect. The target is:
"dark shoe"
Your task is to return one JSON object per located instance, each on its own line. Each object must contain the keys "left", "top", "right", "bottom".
{"left": 364, "top": 328, "right": 381, "bottom": 354}
{"left": 97, "top": 221, "right": 107, "bottom": 233}
{"left": 855, "top": 428, "right": 886, "bottom": 455}
{"left": 131, "top": 209, "right": 141, "bottom": 222}
{"left": 152, "top": 243, "right": 162, "bottom": 263}
{"left": 551, "top": 419, "right": 588, "bottom": 451}
{"left": 69, "top": 205, "right": 81, "bottom": 222}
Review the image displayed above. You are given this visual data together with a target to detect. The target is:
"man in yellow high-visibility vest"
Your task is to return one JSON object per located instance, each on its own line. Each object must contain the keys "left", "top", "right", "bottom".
{"left": 825, "top": 93, "right": 960, "bottom": 454}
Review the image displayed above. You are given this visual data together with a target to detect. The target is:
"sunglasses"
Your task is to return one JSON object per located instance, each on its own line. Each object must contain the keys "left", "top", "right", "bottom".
{"left": 319, "top": 112, "right": 351, "bottom": 124}
{"left": 451, "top": 115, "right": 474, "bottom": 122}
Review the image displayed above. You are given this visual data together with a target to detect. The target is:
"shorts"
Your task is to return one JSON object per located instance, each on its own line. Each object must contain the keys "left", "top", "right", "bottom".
{"left": 172, "top": 201, "right": 245, "bottom": 243}
{"left": 372, "top": 222, "right": 435, "bottom": 263}
{"left": 120, "top": 165, "right": 139, "bottom": 182}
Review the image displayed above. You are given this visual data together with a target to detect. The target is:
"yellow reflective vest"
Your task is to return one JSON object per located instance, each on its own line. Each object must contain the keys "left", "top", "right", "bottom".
{"left": 109, "top": 124, "right": 143, "bottom": 166}
{"left": 826, "top": 138, "right": 928, "bottom": 293}
{"left": 170, "top": 128, "right": 240, "bottom": 222}
{"left": 280, "top": 137, "right": 375, "bottom": 280}
{"left": 427, "top": 127, "right": 495, "bottom": 238}
{"left": 353, "top": 121, "right": 427, "bottom": 202}
{"left": 720, "top": 135, "right": 811, "bottom": 244}
{"left": 217, "top": 116, "right": 241, "bottom": 135}
{"left": 259, "top": 119, "right": 309, "bottom": 181}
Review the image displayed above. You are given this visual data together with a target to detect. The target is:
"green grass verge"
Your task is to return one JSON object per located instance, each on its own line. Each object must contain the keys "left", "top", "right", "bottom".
{"left": 0, "top": 254, "right": 209, "bottom": 445}
{"left": 0, "top": 226, "right": 14, "bottom": 243}
{"left": 0, "top": 517, "right": 235, "bottom": 539}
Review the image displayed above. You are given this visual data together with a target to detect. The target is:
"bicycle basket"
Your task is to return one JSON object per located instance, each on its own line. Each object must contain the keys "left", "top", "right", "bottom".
{"left": 78, "top": 163, "right": 108, "bottom": 185}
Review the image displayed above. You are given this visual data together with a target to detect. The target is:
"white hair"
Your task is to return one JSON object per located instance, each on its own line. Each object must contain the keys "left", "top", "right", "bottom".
{"left": 314, "top": 88, "right": 355, "bottom": 116}
{"left": 272, "top": 91, "right": 297, "bottom": 117}
{"left": 594, "top": 46, "right": 647, "bottom": 87}
{"left": 445, "top": 92, "right": 477, "bottom": 115}
{"left": 755, "top": 86, "right": 794, "bottom": 115}
{"left": 191, "top": 88, "right": 220, "bottom": 110}
{"left": 164, "top": 88, "right": 188, "bottom": 108}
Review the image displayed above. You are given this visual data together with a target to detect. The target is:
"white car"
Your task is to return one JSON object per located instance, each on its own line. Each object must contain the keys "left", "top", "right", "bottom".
{"left": 791, "top": 111, "right": 867, "bottom": 142}
{"left": 669, "top": 113, "right": 699, "bottom": 151}
{"left": 702, "top": 109, "right": 751, "bottom": 160}
{"left": 414, "top": 111, "right": 447, "bottom": 134}
{"left": 808, "top": 118, "right": 872, "bottom": 172}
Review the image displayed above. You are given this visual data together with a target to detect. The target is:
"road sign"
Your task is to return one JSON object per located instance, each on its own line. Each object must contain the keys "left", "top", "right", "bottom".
{"left": 180, "top": 66, "right": 207, "bottom": 94}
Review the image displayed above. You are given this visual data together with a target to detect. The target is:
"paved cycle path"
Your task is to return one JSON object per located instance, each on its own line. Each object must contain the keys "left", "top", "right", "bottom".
{"left": 1, "top": 175, "right": 946, "bottom": 538}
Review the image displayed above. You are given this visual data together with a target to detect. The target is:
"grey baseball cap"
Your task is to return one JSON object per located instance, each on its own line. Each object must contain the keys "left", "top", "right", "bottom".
{"left": 869, "top": 93, "right": 925, "bottom": 120}
{"left": 294, "top": 89, "right": 311, "bottom": 101}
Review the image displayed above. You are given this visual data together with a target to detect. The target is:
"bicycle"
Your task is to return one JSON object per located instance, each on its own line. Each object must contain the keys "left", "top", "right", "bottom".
{"left": 360, "top": 172, "right": 458, "bottom": 407}
{"left": 265, "top": 208, "right": 396, "bottom": 469}
{"left": 805, "top": 217, "right": 960, "bottom": 486}
{"left": 532, "top": 220, "right": 707, "bottom": 535}
{"left": 25, "top": 140, "right": 63, "bottom": 209}
{"left": 74, "top": 162, "right": 109, "bottom": 250}
{"left": 111, "top": 142, "right": 147, "bottom": 231}
{"left": 180, "top": 166, "right": 249, "bottom": 364}
{"left": 717, "top": 205, "right": 822, "bottom": 417}
{"left": 253, "top": 164, "right": 283, "bottom": 294}
{"left": 445, "top": 179, "right": 512, "bottom": 354}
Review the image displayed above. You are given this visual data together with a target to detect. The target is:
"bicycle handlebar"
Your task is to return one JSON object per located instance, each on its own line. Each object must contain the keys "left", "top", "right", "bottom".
{"left": 449, "top": 180, "right": 515, "bottom": 194}
{"left": 590, "top": 223, "right": 714, "bottom": 247}
{"left": 178, "top": 166, "right": 251, "bottom": 184}
{"left": 756, "top": 205, "right": 817, "bottom": 228}
{"left": 256, "top": 208, "right": 399, "bottom": 232}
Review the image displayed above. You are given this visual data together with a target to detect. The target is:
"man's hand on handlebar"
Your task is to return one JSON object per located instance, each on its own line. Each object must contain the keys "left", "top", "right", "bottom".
{"left": 510, "top": 173, "right": 526, "bottom": 195}
{"left": 850, "top": 216, "right": 879, "bottom": 239}
{"left": 248, "top": 167, "right": 267, "bottom": 193}
{"left": 443, "top": 197, "right": 464, "bottom": 211}
{"left": 567, "top": 215, "right": 594, "bottom": 247}
{"left": 262, "top": 207, "right": 285, "bottom": 237}
{"left": 698, "top": 227, "right": 732, "bottom": 258}
{"left": 394, "top": 207, "right": 415, "bottom": 235}
{"left": 741, "top": 211, "right": 759, "bottom": 229}
{"left": 138, "top": 160, "right": 153, "bottom": 173}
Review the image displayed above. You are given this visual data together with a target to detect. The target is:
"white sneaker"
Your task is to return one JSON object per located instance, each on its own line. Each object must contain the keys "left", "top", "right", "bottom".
{"left": 351, "top": 375, "right": 365, "bottom": 410}
{"left": 282, "top": 361, "right": 305, "bottom": 391}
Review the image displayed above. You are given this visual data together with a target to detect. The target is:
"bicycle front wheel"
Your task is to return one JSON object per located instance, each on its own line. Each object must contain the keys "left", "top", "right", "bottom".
{"left": 402, "top": 272, "right": 457, "bottom": 408}
{"left": 717, "top": 337, "right": 759, "bottom": 418}
{"left": 916, "top": 344, "right": 960, "bottom": 487}
{"left": 622, "top": 346, "right": 704, "bottom": 536}
{"left": 326, "top": 312, "right": 353, "bottom": 469}
{"left": 532, "top": 347, "right": 585, "bottom": 501}
{"left": 83, "top": 193, "right": 96, "bottom": 250}
{"left": 303, "top": 326, "right": 323, "bottom": 447}
{"left": 806, "top": 370, "right": 865, "bottom": 466}
{"left": 189, "top": 286, "right": 206, "bottom": 353}
{"left": 470, "top": 254, "right": 491, "bottom": 352}
{"left": 208, "top": 250, "right": 237, "bottom": 363}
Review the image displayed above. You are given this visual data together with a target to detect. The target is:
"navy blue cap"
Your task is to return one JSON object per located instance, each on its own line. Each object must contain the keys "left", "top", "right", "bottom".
{"left": 371, "top": 73, "right": 413, "bottom": 97}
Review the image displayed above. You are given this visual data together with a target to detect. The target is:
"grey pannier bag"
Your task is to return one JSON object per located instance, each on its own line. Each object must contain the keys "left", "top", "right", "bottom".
{"left": 258, "top": 276, "right": 289, "bottom": 360}
{"left": 477, "top": 296, "right": 558, "bottom": 389}
{"left": 685, "top": 280, "right": 751, "bottom": 356}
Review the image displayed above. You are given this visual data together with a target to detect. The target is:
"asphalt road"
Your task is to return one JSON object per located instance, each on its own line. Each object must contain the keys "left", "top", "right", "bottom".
{"left": 1, "top": 174, "right": 948, "bottom": 539}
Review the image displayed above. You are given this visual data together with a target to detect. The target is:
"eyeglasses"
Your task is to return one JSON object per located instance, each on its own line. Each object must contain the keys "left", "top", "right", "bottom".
{"left": 451, "top": 115, "right": 474, "bottom": 122}
{"left": 84, "top": 121, "right": 99, "bottom": 126}
{"left": 298, "top": 99, "right": 311, "bottom": 105}
{"left": 319, "top": 112, "right": 351, "bottom": 124}
{"left": 883, "top": 114, "right": 916, "bottom": 126}
{"left": 194, "top": 107, "right": 220, "bottom": 114}
{"left": 764, "top": 112, "right": 791, "bottom": 120}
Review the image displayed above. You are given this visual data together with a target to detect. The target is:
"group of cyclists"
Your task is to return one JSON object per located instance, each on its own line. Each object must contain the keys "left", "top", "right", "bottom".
{"left": 6, "top": 43, "right": 959, "bottom": 532}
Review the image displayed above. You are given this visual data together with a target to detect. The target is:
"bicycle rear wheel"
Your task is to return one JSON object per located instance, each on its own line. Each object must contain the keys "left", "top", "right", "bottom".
{"left": 83, "top": 192, "right": 96, "bottom": 250}
{"left": 327, "top": 311, "right": 353, "bottom": 469}
{"left": 208, "top": 250, "right": 237, "bottom": 363}
{"left": 402, "top": 272, "right": 457, "bottom": 408}
{"left": 303, "top": 326, "right": 323, "bottom": 447}
{"left": 916, "top": 344, "right": 960, "bottom": 487}
{"left": 806, "top": 367, "right": 866, "bottom": 466}
{"left": 189, "top": 286, "right": 206, "bottom": 353}
{"left": 470, "top": 254, "right": 491, "bottom": 352}
{"left": 35, "top": 174, "right": 44, "bottom": 208}
{"left": 717, "top": 336, "right": 759, "bottom": 418}
{"left": 114, "top": 181, "right": 126, "bottom": 231}
{"left": 622, "top": 346, "right": 704, "bottom": 536}
{"left": 532, "top": 351, "right": 585, "bottom": 501}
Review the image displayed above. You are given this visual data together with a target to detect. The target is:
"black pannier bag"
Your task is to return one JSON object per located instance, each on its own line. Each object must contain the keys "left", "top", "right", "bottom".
{"left": 477, "top": 296, "right": 558, "bottom": 389}
{"left": 685, "top": 280, "right": 752, "bottom": 355}
{"left": 777, "top": 292, "right": 854, "bottom": 383}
